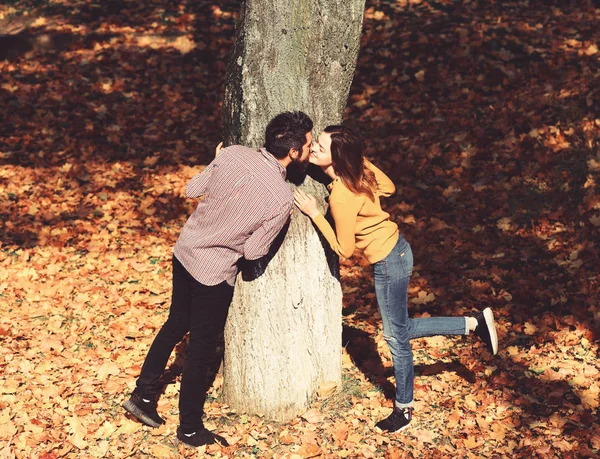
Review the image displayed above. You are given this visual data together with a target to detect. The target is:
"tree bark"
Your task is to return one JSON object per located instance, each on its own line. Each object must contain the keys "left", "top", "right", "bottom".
{"left": 222, "top": 0, "right": 366, "bottom": 421}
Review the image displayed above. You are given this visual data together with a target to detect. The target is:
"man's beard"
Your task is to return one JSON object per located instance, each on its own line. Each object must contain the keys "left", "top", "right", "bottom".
{"left": 286, "top": 158, "right": 310, "bottom": 185}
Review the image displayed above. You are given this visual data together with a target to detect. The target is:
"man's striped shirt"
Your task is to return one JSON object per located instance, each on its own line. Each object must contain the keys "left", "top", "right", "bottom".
{"left": 173, "top": 146, "right": 293, "bottom": 286}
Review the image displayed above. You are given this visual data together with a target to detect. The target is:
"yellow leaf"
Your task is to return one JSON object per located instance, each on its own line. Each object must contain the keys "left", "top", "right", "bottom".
{"left": 476, "top": 416, "right": 489, "bottom": 430}
{"left": 97, "top": 361, "right": 120, "bottom": 379}
{"left": 148, "top": 423, "right": 167, "bottom": 436}
{"left": 342, "top": 350, "right": 353, "bottom": 369}
{"left": 529, "top": 421, "right": 548, "bottom": 428}
{"left": 373, "top": 11, "right": 385, "bottom": 21}
{"left": 497, "top": 217, "right": 514, "bottom": 231}
{"left": 151, "top": 444, "right": 174, "bottom": 456}
{"left": 410, "top": 290, "right": 435, "bottom": 305}
{"left": 506, "top": 346, "right": 519, "bottom": 356}
{"left": 553, "top": 439, "right": 574, "bottom": 452}
{"left": 523, "top": 322, "right": 537, "bottom": 335}
{"left": 67, "top": 417, "right": 88, "bottom": 450}
{"left": 1, "top": 83, "right": 18, "bottom": 93}
{"left": 333, "top": 422, "right": 348, "bottom": 442}
{"left": 33, "top": 17, "right": 47, "bottom": 27}
{"left": 115, "top": 420, "right": 140, "bottom": 435}
{"left": 0, "top": 420, "right": 17, "bottom": 438}
{"left": 173, "top": 36, "right": 196, "bottom": 54}
{"left": 415, "top": 430, "right": 434, "bottom": 444}
{"left": 489, "top": 422, "right": 506, "bottom": 440}
{"left": 0, "top": 443, "right": 15, "bottom": 459}
{"left": 585, "top": 44, "right": 598, "bottom": 56}
{"left": 94, "top": 421, "right": 117, "bottom": 439}
{"left": 246, "top": 435, "right": 258, "bottom": 446}
{"left": 463, "top": 437, "right": 479, "bottom": 448}
{"left": 465, "top": 395, "right": 478, "bottom": 411}
{"left": 346, "top": 433, "right": 362, "bottom": 443}
{"left": 579, "top": 386, "right": 600, "bottom": 409}
{"left": 317, "top": 381, "right": 338, "bottom": 398}
{"left": 27, "top": 204, "right": 39, "bottom": 216}
{"left": 296, "top": 443, "right": 321, "bottom": 458}
{"left": 447, "top": 411, "right": 460, "bottom": 428}
{"left": 301, "top": 408, "right": 325, "bottom": 424}
{"left": 144, "top": 156, "right": 159, "bottom": 167}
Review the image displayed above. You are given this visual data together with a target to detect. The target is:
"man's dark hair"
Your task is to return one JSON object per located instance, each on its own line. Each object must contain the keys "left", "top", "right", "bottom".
{"left": 264, "top": 111, "right": 313, "bottom": 159}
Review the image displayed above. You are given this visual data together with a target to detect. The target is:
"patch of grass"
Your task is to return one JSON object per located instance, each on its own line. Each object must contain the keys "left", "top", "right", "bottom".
{"left": 319, "top": 371, "right": 366, "bottom": 413}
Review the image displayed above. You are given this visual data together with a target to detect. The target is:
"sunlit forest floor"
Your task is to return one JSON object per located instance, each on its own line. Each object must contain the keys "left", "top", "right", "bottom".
{"left": 1, "top": 0, "right": 599, "bottom": 458}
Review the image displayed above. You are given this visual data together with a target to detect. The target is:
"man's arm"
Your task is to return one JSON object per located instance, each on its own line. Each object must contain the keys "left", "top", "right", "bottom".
{"left": 185, "top": 146, "right": 231, "bottom": 198}
{"left": 185, "top": 164, "right": 215, "bottom": 198}
{"left": 243, "top": 201, "right": 292, "bottom": 260}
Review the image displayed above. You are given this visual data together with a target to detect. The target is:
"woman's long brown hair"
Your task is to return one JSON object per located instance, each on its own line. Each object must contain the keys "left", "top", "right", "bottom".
{"left": 324, "top": 125, "right": 378, "bottom": 201}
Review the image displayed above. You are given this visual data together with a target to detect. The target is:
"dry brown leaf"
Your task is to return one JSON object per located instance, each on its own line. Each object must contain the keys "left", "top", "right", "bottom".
{"left": 296, "top": 443, "right": 321, "bottom": 458}
{"left": 579, "top": 386, "right": 600, "bottom": 410}
{"left": 333, "top": 422, "right": 349, "bottom": 442}
{"left": 301, "top": 409, "right": 325, "bottom": 424}
{"left": 317, "top": 381, "right": 338, "bottom": 398}
{"left": 152, "top": 444, "right": 175, "bottom": 457}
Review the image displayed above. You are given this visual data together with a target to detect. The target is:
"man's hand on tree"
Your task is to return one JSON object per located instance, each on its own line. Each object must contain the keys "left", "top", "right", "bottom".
{"left": 215, "top": 142, "right": 224, "bottom": 157}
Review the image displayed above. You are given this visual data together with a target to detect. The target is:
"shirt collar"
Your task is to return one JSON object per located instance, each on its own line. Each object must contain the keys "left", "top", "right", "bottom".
{"left": 260, "top": 148, "right": 287, "bottom": 179}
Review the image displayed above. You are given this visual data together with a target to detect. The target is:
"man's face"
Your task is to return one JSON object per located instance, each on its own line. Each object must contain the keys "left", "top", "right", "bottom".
{"left": 296, "top": 132, "right": 313, "bottom": 164}
{"left": 286, "top": 132, "right": 313, "bottom": 180}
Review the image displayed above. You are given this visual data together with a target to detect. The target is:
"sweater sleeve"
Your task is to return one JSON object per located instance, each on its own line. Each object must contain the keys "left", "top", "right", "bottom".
{"left": 311, "top": 192, "right": 362, "bottom": 259}
{"left": 365, "top": 160, "right": 395, "bottom": 197}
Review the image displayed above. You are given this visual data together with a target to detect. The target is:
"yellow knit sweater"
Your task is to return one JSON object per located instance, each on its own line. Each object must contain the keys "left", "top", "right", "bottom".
{"left": 311, "top": 160, "right": 399, "bottom": 264}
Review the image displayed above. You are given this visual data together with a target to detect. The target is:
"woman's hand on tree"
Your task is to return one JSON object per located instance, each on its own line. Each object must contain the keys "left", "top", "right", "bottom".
{"left": 294, "top": 189, "right": 320, "bottom": 219}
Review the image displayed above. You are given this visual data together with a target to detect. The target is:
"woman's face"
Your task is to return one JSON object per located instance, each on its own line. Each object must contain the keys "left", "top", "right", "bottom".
{"left": 310, "top": 132, "right": 333, "bottom": 168}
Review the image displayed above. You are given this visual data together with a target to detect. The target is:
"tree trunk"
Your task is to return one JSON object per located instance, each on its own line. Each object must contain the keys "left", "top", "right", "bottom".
{"left": 222, "top": 0, "right": 366, "bottom": 421}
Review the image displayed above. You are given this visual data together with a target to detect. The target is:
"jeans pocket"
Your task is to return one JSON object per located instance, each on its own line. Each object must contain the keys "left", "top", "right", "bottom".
{"left": 397, "top": 245, "right": 413, "bottom": 278}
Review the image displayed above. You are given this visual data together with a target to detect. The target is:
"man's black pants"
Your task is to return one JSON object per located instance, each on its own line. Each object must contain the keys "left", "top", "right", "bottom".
{"left": 133, "top": 256, "right": 234, "bottom": 433}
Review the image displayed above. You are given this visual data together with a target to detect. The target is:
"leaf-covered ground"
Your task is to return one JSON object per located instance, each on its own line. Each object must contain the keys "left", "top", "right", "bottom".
{"left": 1, "top": 0, "right": 599, "bottom": 458}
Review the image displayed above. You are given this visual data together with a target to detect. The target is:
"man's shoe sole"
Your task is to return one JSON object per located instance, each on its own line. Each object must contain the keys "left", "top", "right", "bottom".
{"left": 122, "top": 399, "right": 163, "bottom": 428}
{"left": 482, "top": 307, "right": 499, "bottom": 355}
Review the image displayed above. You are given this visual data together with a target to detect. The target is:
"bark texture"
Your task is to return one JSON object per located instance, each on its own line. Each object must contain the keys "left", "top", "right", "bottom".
{"left": 222, "top": 0, "right": 366, "bottom": 421}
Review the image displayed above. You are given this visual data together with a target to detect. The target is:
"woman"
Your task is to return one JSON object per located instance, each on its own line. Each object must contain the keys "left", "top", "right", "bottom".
{"left": 294, "top": 125, "right": 498, "bottom": 433}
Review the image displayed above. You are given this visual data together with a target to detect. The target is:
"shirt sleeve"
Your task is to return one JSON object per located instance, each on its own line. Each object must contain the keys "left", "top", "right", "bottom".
{"left": 186, "top": 164, "right": 215, "bottom": 198}
{"left": 243, "top": 201, "right": 292, "bottom": 260}
{"left": 185, "top": 147, "right": 235, "bottom": 198}
{"left": 311, "top": 193, "right": 361, "bottom": 259}
{"left": 365, "top": 160, "right": 395, "bottom": 197}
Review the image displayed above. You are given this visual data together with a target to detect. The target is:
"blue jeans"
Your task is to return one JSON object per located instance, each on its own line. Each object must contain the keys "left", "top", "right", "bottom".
{"left": 373, "top": 236, "right": 468, "bottom": 408}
